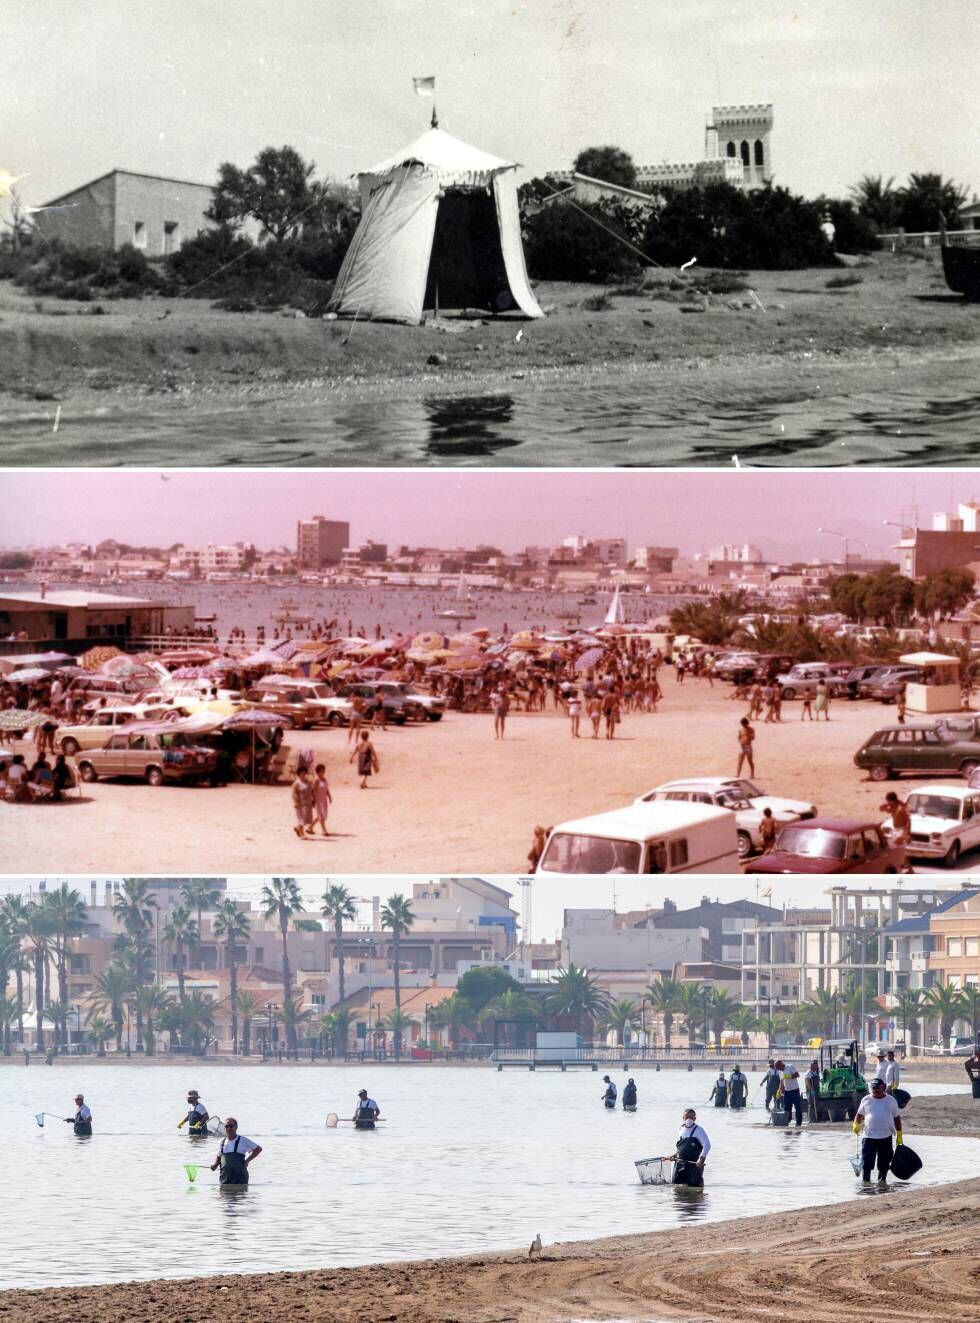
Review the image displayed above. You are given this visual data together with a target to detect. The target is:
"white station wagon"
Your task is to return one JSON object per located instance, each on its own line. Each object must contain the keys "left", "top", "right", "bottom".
{"left": 635, "top": 777, "right": 817, "bottom": 859}
{"left": 883, "top": 784, "right": 980, "bottom": 866}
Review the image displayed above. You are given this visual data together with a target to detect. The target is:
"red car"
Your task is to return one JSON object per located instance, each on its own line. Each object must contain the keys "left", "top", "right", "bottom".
{"left": 752, "top": 818, "right": 906, "bottom": 874}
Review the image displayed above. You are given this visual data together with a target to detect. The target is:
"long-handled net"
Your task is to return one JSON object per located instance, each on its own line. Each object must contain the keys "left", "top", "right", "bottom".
{"left": 849, "top": 1135, "right": 863, "bottom": 1177}
{"left": 635, "top": 1157, "right": 670, "bottom": 1186}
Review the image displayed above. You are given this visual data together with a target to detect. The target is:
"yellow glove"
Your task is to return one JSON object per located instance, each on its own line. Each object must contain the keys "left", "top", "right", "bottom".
{"left": 852, "top": 1121, "right": 861, "bottom": 1135}
{"left": 895, "top": 1133, "right": 903, "bottom": 1145}
{"left": 177, "top": 1118, "right": 186, "bottom": 1129}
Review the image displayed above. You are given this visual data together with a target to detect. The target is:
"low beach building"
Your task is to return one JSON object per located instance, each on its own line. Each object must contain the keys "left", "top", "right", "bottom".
{"left": 32, "top": 168, "right": 214, "bottom": 255}
{"left": 0, "top": 588, "right": 193, "bottom": 653}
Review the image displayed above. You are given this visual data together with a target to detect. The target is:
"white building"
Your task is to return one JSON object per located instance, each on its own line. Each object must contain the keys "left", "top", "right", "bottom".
{"left": 561, "top": 909, "right": 706, "bottom": 973}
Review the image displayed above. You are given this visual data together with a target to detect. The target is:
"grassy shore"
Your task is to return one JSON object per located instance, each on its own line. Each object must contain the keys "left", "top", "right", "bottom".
{"left": 2, "top": 1090, "right": 978, "bottom": 1322}
{"left": 1, "top": 250, "right": 977, "bottom": 427}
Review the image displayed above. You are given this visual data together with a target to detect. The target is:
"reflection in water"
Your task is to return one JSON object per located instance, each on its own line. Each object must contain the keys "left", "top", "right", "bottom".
{"left": 670, "top": 1186, "right": 708, "bottom": 1221}
{"left": 3, "top": 376, "right": 979, "bottom": 467}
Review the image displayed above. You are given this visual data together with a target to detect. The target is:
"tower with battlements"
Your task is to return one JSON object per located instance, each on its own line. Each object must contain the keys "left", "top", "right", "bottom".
{"left": 704, "top": 104, "right": 774, "bottom": 189}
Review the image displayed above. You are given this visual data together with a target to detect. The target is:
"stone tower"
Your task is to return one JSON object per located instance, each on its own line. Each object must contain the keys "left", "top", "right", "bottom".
{"left": 705, "top": 104, "right": 773, "bottom": 189}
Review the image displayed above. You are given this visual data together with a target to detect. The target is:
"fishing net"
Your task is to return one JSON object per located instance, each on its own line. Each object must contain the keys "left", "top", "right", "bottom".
{"left": 184, "top": 1164, "right": 200, "bottom": 1183}
{"left": 634, "top": 1157, "right": 670, "bottom": 1185}
{"left": 35, "top": 1113, "right": 45, "bottom": 1128}
{"left": 325, "top": 1113, "right": 339, "bottom": 1128}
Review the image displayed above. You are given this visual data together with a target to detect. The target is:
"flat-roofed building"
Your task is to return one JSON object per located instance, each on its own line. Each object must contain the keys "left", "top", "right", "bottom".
{"left": 296, "top": 516, "right": 350, "bottom": 569}
{"left": 33, "top": 169, "right": 215, "bottom": 255}
{"left": 0, "top": 588, "right": 194, "bottom": 649}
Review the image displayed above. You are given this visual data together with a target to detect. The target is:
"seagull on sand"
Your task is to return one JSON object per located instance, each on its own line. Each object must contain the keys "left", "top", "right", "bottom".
{"left": 528, "top": 1233, "right": 542, "bottom": 1258}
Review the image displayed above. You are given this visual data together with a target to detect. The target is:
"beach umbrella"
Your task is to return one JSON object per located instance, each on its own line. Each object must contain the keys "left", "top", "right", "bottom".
{"left": 449, "top": 632, "right": 483, "bottom": 649}
{"left": 6, "top": 667, "right": 52, "bottom": 683}
{"left": 0, "top": 709, "right": 46, "bottom": 731}
{"left": 574, "top": 648, "right": 604, "bottom": 671}
{"left": 241, "top": 648, "right": 285, "bottom": 667}
{"left": 222, "top": 709, "right": 290, "bottom": 729}
{"left": 79, "top": 645, "right": 124, "bottom": 671}
{"left": 413, "top": 631, "right": 444, "bottom": 650}
{"left": 253, "top": 674, "right": 301, "bottom": 691}
{"left": 170, "top": 666, "right": 211, "bottom": 679}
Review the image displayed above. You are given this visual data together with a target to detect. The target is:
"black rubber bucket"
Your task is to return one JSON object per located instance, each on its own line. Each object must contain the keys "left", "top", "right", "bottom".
{"left": 890, "top": 1143, "right": 923, "bottom": 1181}
{"left": 972, "top": 1077, "right": 980, "bottom": 1100}
{"left": 770, "top": 1109, "right": 790, "bottom": 1126}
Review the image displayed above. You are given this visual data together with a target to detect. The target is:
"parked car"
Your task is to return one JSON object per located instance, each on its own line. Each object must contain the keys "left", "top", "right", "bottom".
{"left": 242, "top": 688, "right": 322, "bottom": 729}
{"left": 859, "top": 667, "right": 922, "bottom": 702}
{"left": 713, "top": 652, "right": 760, "bottom": 684}
{"left": 76, "top": 728, "right": 218, "bottom": 786}
{"left": 56, "top": 703, "right": 178, "bottom": 755}
{"left": 753, "top": 818, "right": 907, "bottom": 874}
{"left": 250, "top": 677, "right": 353, "bottom": 726}
{"left": 337, "top": 683, "right": 410, "bottom": 724}
{"left": 838, "top": 664, "right": 892, "bottom": 700}
{"left": 883, "top": 785, "right": 980, "bottom": 866}
{"left": 373, "top": 681, "right": 446, "bottom": 722}
{"left": 854, "top": 725, "right": 980, "bottom": 781}
{"left": 752, "top": 653, "right": 799, "bottom": 683}
{"left": 775, "top": 663, "right": 851, "bottom": 700}
{"left": 537, "top": 801, "right": 740, "bottom": 876}
{"left": 924, "top": 1037, "right": 976, "bottom": 1057}
{"left": 636, "top": 777, "right": 816, "bottom": 859}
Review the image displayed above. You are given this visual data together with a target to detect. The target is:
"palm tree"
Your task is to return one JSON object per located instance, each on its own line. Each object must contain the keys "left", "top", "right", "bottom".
{"left": 112, "top": 880, "right": 157, "bottom": 1044}
{"left": 849, "top": 173, "right": 898, "bottom": 230}
{"left": 0, "top": 995, "right": 16, "bottom": 1055}
{"left": 260, "top": 877, "right": 304, "bottom": 1049}
{"left": 42, "top": 885, "right": 89, "bottom": 1045}
{"left": 162, "top": 905, "right": 197, "bottom": 1002}
{"left": 24, "top": 901, "right": 55, "bottom": 1048}
{"left": 428, "top": 992, "right": 476, "bottom": 1049}
{"left": 926, "top": 983, "right": 969, "bottom": 1049}
{"left": 895, "top": 987, "right": 929, "bottom": 1052}
{"left": 794, "top": 988, "right": 839, "bottom": 1038}
{"left": 85, "top": 1014, "right": 113, "bottom": 1057}
{"left": 646, "top": 978, "right": 682, "bottom": 1050}
{"left": 281, "top": 996, "right": 312, "bottom": 1053}
{"left": 212, "top": 900, "right": 251, "bottom": 1054}
{"left": 321, "top": 882, "right": 357, "bottom": 1006}
{"left": 180, "top": 879, "right": 223, "bottom": 967}
{"left": 0, "top": 895, "right": 31, "bottom": 1043}
{"left": 544, "top": 965, "right": 610, "bottom": 1040}
{"left": 728, "top": 1006, "right": 759, "bottom": 1048}
{"left": 0, "top": 931, "right": 24, "bottom": 1053}
{"left": 317, "top": 1009, "right": 352, "bottom": 1057}
{"left": 706, "top": 990, "right": 741, "bottom": 1048}
{"left": 674, "top": 982, "right": 707, "bottom": 1049}
{"left": 380, "top": 894, "right": 415, "bottom": 1055}
{"left": 135, "top": 985, "right": 172, "bottom": 1056}
{"left": 90, "top": 963, "right": 132, "bottom": 1053}
{"left": 896, "top": 172, "right": 968, "bottom": 232}
{"left": 41, "top": 1000, "right": 68, "bottom": 1053}
{"left": 181, "top": 990, "right": 217, "bottom": 1056}
{"left": 382, "top": 1007, "right": 415, "bottom": 1059}
{"left": 236, "top": 989, "right": 257, "bottom": 1056}
{"left": 597, "top": 997, "right": 640, "bottom": 1046}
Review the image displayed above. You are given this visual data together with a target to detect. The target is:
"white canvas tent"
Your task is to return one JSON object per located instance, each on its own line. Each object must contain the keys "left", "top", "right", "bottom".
{"left": 329, "top": 125, "right": 543, "bottom": 324}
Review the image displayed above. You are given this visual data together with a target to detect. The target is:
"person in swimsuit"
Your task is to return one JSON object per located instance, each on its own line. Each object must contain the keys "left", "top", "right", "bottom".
{"left": 350, "top": 731, "right": 379, "bottom": 789}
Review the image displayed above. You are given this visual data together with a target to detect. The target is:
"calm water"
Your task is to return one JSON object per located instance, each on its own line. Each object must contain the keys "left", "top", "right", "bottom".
{"left": 30, "top": 579, "right": 678, "bottom": 640}
{"left": 3, "top": 380, "right": 979, "bottom": 467}
{"left": 0, "top": 1064, "right": 974, "bottom": 1290}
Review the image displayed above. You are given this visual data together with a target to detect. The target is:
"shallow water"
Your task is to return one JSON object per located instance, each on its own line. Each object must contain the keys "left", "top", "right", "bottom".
{"left": 0, "top": 1064, "right": 974, "bottom": 1290}
{"left": 3, "top": 378, "right": 979, "bottom": 467}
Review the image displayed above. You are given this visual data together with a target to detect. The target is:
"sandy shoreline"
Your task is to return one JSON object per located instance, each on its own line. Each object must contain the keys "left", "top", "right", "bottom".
{"left": 3, "top": 1091, "right": 979, "bottom": 1322}
{"left": 1, "top": 677, "right": 967, "bottom": 873}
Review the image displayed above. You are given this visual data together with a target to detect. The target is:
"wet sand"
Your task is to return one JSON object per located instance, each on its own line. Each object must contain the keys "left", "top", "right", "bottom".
{"left": 0, "top": 680, "right": 960, "bottom": 873}
{"left": 2, "top": 1091, "right": 978, "bottom": 1322}
{"left": 1, "top": 251, "right": 977, "bottom": 466}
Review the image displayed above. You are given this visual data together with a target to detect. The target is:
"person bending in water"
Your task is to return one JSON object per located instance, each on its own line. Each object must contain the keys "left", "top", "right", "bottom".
{"left": 67, "top": 1093, "right": 92, "bottom": 1136}
{"left": 179, "top": 1089, "right": 210, "bottom": 1135}
{"left": 210, "top": 1118, "right": 262, "bottom": 1186}
{"left": 622, "top": 1078, "right": 638, "bottom": 1111}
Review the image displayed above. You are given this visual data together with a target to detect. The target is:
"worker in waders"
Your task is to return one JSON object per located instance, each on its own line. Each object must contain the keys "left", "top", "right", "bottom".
{"left": 179, "top": 1089, "right": 210, "bottom": 1136}
{"left": 709, "top": 1072, "right": 728, "bottom": 1107}
{"left": 728, "top": 1065, "right": 748, "bottom": 1110}
{"left": 210, "top": 1118, "right": 262, "bottom": 1186}
{"left": 763, "top": 1059, "right": 780, "bottom": 1111}
{"left": 622, "top": 1078, "right": 638, "bottom": 1111}
{"left": 352, "top": 1089, "right": 381, "bottom": 1129}
{"left": 663, "top": 1108, "right": 710, "bottom": 1187}
{"left": 775, "top": 1060, "right": 804, "bottom": 1127}
{"left": 804, "top": 1060, "right": 821, "bottom": 1122}
{"left": 601, "top": 1076, "right": 618, "bottom": 1108}
{"left": 67, "top": 1094, "right": 92, "bottom": 1136}
{"left": 854, "top": 1077, "right": 902, "bottom": 1184}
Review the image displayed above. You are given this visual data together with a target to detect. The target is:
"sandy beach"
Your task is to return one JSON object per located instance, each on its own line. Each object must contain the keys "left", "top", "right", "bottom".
{"left": 1, "top": 1089, "right": 978, "bottom": 1322}
{"left": 0, "top": 679, "right": 965, "bottom": 873}
{"left": 2, "top": 251, "right": 978, "bottom": 465}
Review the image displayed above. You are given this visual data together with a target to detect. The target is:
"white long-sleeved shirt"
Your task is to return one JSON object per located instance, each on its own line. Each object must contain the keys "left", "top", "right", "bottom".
{"left": 874, "top": 1059, "right": 888, "bottom": 1081}
{"left": 884, "top": 1059, "right": 900, "bottom": 1087}
{"left": 677, "top": 1122, "right": 711, "bottom": 1158}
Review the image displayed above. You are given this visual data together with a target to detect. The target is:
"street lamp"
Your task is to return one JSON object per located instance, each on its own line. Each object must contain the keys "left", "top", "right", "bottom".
{"left": 702, "top": 988, "right": 710, "bottom": 1048}
{"left": 818, "top": 527, "right": 851, "bottom": 564}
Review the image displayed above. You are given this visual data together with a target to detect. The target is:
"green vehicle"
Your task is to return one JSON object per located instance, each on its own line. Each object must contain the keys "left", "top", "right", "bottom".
{"left": 811, "top": 1039, "right": 868, "bottom": 1121}
{"left": 854, "top": 725, "right": 980, "bottom": 781}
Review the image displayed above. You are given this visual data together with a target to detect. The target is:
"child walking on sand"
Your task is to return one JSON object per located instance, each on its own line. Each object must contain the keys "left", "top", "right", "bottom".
{"left": 312, "top": 763, "right": 332, "bottom": 835}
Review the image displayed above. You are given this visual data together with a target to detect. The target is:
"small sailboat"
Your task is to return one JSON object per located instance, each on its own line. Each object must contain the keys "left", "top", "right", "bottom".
{"left": 436, "top": 573, "right": 478, "bottom": 621}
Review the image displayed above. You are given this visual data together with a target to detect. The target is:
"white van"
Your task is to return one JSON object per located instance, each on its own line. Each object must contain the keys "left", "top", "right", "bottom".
{"left": 536, "top": 801, "right": 740, "bottom": 876}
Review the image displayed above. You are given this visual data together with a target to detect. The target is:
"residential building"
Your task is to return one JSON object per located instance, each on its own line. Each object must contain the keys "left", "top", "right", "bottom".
{"left": 642, "top": 897, "right": 781, "bottom": 966}
{"left": 636, "top": 104, "right": 773, "bottom": 194}
{"left": 928, "top": 891, "right": 980, "bottom": 990}
{"left": 33, "top": 169, "right": 214, "bottom": 255}
{"left": 296, "top": 516, "right": 350, "bottom": 569}
{"left": 561, "top": 909, "right": 707, "bottom": 975}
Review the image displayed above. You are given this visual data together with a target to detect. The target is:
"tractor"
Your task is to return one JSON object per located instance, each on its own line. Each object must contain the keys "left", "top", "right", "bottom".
{"left": 811, "top": 1039, "right": 868, "bottom": 1122}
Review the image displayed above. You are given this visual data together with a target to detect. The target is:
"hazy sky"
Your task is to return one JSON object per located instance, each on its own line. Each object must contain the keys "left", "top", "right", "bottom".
{"left": 1, "top": 469, "right": 974, "bottom": 560}
{"left": 0, "top": 874, "right": 883, "bottom": 943}
{"left": 3, "top": 1, "right": 977, "bottom": 210}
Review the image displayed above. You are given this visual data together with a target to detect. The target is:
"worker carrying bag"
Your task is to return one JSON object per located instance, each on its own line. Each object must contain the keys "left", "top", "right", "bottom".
{"left": 889, "top": 1143, "right": 923, "bottom": 1181}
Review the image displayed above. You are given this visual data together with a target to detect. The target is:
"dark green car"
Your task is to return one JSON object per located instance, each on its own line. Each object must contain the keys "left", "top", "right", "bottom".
{"left": 854, "top": 725, "right": 980, "bottom": 781}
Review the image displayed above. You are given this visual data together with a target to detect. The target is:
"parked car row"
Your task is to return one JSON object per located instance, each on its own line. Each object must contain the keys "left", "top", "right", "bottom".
{"left": 711, "top": 650, "right": 926, "bottom": 704}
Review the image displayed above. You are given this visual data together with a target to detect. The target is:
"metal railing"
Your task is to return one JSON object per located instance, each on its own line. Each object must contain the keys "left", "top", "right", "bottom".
{"left": 492, "top": 1045, "right": 795, "bottom": 1066}
{"left": 878, "top": 230, "right": 980, "bottom": 250}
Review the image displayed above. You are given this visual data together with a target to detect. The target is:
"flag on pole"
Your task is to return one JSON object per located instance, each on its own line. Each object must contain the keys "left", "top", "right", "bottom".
{"left": 412, "top": 76, "right": 435, "bottom": 98}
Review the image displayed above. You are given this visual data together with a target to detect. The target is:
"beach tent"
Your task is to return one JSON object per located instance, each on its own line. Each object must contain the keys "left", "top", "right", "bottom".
{"left": 329, "top": 124, "right": 544, "bottom": 324}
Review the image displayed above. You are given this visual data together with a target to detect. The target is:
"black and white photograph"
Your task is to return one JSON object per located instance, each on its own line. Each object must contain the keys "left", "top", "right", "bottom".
{"left": 1, "top": 0, "right": 977, "bottom": 465}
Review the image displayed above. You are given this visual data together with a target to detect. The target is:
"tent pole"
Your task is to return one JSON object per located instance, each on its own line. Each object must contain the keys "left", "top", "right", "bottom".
{"left": 431, "top": 101, "right": 438, "bottom": 129}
